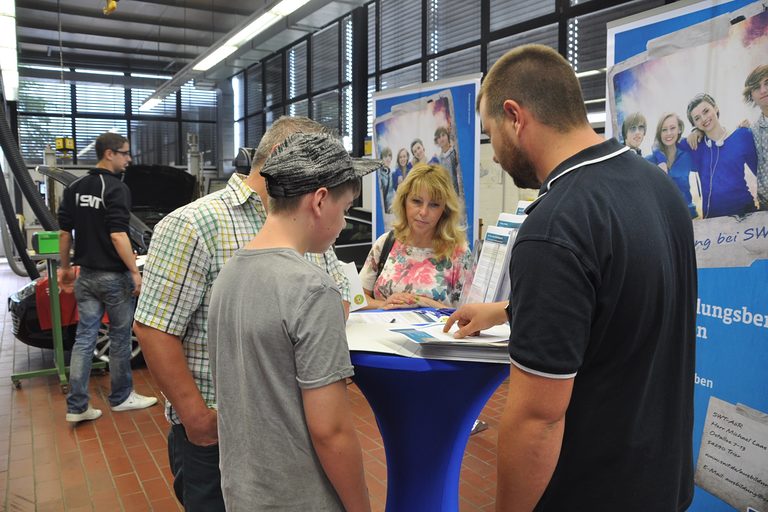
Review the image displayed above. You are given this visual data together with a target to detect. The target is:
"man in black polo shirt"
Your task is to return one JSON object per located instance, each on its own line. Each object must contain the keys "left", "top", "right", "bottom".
{"left": 58, "top": 132, "right": 157, "bottom": 423}
{"left": 446, "top": 45, "right": 696, "bottom": 511}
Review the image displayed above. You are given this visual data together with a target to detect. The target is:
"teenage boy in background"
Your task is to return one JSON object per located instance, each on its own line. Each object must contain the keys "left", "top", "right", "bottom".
{"left": 134, "top": 117, "right": 351, "bottom": 512}
{"left": 209, "top": 132, "right": 382, "bottom": 511}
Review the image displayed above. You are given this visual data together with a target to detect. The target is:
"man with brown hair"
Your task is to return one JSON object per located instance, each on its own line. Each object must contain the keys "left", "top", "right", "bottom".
{"left": 621, "top": 112, "right": 647, "bottom": 154}
{"left": 447, "top": 44, "right": 696, "bottom": 511}
{"left": 743, "top": 64, "right": 768, "bottom": 209}
{"left": 59, "top": 132, "right": 157, "bottom": 424}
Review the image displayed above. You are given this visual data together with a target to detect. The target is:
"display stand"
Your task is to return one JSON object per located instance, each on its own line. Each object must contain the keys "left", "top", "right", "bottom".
{"left": 11, "top": 254, "right": 106, "bottom": 393}
{"left": 350, "top": 352, "right": 508, "bottom": 512}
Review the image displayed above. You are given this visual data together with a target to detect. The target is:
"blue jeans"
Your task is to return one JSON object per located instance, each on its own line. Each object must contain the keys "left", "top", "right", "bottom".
{"left": 168, "top": 424, "right": 225, "bottom": 512}
{"left": 66, "top": 267, "right": 135, "bottom": 414}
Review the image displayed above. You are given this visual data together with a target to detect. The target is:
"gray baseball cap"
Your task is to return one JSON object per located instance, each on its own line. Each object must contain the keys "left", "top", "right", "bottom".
{"left": 260, "top": 132, "right": 386, "bottom": 198}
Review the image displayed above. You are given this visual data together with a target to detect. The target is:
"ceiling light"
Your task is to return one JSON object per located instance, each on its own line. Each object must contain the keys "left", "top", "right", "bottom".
{"left": 0, "top": 0, "right": 17, "bottom": 101}
{"left": 193, "top": 45, "right": 239, "bottom": 72}
{"left": 138, "top": 97, "right": 162, "bottom": 112}
{"left": 140, "top": 0, "right": 312, "bottom": 110}
{"left": 75, "top": 68, "right": 125, "bottom": 76}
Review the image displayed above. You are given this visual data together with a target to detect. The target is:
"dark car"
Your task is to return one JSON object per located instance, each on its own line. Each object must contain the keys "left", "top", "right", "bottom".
{"left": 8, "top": 164, "right": 195, "bottom": 364}
{"left": 334, "top": 207, "right": 373, "bottom": 271}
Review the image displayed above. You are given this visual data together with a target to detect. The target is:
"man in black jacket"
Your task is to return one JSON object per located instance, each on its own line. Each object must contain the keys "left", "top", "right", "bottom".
{"left": 58, "top": 132, "right": 157, "bottom": 423}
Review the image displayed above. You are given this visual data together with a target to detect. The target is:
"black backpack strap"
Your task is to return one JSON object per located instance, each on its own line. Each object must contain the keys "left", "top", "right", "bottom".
{"left": 374, "top": 230, "right": 396, "bottom": 284}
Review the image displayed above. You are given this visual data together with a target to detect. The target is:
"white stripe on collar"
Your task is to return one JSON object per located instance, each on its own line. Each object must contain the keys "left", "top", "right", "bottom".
{"left": 525, "top": 145, "right": 631, "bottom": 213}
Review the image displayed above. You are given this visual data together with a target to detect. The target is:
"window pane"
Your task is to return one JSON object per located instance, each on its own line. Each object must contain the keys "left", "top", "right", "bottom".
{"left": 311, "top": 90, "right": 340, "bottom": 134}
{"left": 429, "top": 45, "right": 480, "bottom": 82}
{"left": 341, "top": 85, "right": 353, "bottom": 151}
{"left": 289, "top": 99, "right": 309, "bottom": 117}
{"left": 490, "top": 0, "right": 556, "bottom": 31}
{"left": 18, "top": 116, "right": 72, "bottom": 164}
{"left": 568, "top": 0, "right": 663, "bottom": 72}
{"left": 266, "top": 107, "right": 284, "bottom": 130}
{"left": 312, "top": 23, "right": 340, "bottom": 92}
{"left": 18, "top": 79, "right": 71, "bottom": 114}
{"left": 288, "top": 41, "right": 308, "bottom": 99}
{"left": 488, "top": 24, "right": 558, "bottom": 69}
{"left": 367, "top": 3, "right": 377, "bottom": 75}
{"left": 367, "top": 77, "right": 375, "bottom": 139}
{"left": 381, "top": 63, "right": 421, "bottom": 91}
{"left": 246, "top": 114, "right": 264, "bottom": 147}
{"left": 75, "top": 83, "right": 125, "bottom": 115}
{"left": 380, "top": 0, "right": 421, "bottom": 69}
{"left": 265, "top": 55, "right": 283, "bottom": 108}
{"left": 181, "top": 82, "right": 217, "bottom": 122}
{"left": 342, "top": 15, "right": 353, "bottom": 84}
{"left": 232, "top": 73, "right": 244, "bottom": 121}
{"left": 130, "top": 119, "right": 178, "bottom": 165}
{"left": 246, "top": 63, "right": 264, "bottom": 114}
{"left": 234, "top": 120, "right": 244, "bottom": 153}
{"left": 579, "top": 72, "right": 606, "bottom": 103}
{"left": 181, "top": 122, "right": 217, "bottom": 166}
{"left": 427, "top": 0, "right": 480, "bottom": 54}
{"left": 131, "top": 88, "right": 177, "bottom": 117}
{"left": 75, "top": 119, "right": 128, "bottom": 164}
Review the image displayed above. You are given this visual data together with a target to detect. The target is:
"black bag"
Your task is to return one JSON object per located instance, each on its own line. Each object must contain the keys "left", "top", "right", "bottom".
{"left": 374, "top": 231, "right": 396, "bottom": 285}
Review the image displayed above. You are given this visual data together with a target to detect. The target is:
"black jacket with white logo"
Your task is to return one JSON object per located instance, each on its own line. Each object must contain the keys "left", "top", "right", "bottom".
{"left": 58, "top": 167, "right": 132, "bottom": 271}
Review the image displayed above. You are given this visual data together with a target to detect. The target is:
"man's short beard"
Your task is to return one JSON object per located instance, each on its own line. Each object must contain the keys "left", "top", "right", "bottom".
{"left": 505, "top": 145, "right": 540, "bottom": 189}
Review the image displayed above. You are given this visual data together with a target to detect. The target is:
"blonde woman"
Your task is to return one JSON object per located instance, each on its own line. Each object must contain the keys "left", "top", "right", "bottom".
{"left": 360, "top": 163, "right": 471, "bottom": 309}
{"left": 646, "top": 113, "right": 697, "bottom": 218}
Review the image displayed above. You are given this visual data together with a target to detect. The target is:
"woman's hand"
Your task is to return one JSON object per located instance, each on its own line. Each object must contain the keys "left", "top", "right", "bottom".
{"left": 382, "top": 293, "right": 444, "bottom": 310}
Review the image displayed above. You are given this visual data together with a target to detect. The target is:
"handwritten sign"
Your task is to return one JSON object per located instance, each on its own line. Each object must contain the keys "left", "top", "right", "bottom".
{"left": 694, "top": 211, "right": 768, "bottom": 268}
{"left": 694, "top": 397, "right": 768, "bottom": 510}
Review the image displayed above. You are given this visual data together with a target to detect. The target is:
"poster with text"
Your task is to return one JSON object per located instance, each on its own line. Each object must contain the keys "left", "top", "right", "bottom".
{"left": 608, "top": 2, "right": 768, "bottom": 511}
{"left": 371, "top": 75, "right": 480, "bottom": 245}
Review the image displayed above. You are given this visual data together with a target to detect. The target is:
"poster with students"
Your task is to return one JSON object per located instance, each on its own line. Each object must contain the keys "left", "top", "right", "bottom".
{"left": 607, "top": 2, "right": 768, "bottom": 511}
{"left": 371, "top": 75, "right": 480, "bottom": 245}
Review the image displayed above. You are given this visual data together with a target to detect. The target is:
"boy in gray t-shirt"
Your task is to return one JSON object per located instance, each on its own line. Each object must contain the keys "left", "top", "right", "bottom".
{"left": 208, "top": 132, "right": 383, "bottom": 512}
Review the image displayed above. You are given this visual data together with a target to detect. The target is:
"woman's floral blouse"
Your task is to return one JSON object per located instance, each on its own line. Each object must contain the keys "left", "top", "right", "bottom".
{"left": 359, "top": 231, "right": 472, "bottom": 307}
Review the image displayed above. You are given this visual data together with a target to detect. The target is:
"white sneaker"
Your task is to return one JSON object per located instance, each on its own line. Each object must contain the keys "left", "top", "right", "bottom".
{"left": 66, "top": 406, "right": 102, "bottom": 423}
{"left": 111, "top": 391, "right": 158, "bottom": 412}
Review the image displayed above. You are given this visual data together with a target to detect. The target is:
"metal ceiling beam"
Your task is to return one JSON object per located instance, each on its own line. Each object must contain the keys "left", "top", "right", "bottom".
{"left": 18, "top": 67, "right": 174, "bottom": 89}
{"left": 15, "top": 17, "right": 209, "bottom": 47}
{"left": 15, "top": 0, "right": 228, "bottom": 35}
{"left": 18, "top": 36, "right": 200, "bottom": 61}
{"left": 20, "top": 50, "right": 187, "bottom": 73}
{"left": 121, "top": 0, "right": 257, "bottom": 17}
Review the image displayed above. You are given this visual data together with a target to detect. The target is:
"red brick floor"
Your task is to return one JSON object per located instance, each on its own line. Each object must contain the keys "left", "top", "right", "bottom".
{"left": 0, "top": 261, "right": 507, "bottom": 511}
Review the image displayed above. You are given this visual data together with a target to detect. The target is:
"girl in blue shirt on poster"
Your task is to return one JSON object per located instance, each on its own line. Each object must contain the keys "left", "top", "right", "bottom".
{"left": 392, "top": 148, "right": 409, "bottom": 192}
{"left": 680, "top": 93, "right": 758, "bottom": 218}
{"left": 646, "top": 113, "right": 698, "bottom": 218}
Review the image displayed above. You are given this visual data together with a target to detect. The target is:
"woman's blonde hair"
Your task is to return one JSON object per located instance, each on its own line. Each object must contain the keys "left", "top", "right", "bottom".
{"left": 653, "top": 113, "right": 684, "bottom": 163}
{"left": 392, "top": 163, "right": 466, "bottom": 259}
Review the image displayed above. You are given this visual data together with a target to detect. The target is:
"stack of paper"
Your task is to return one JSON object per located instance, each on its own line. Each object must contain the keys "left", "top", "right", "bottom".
{"left": 346, "top": 319, "right": 510, "bottom": 364}
{"left": 461, "top": 225, "right": 517, "bottom": 305}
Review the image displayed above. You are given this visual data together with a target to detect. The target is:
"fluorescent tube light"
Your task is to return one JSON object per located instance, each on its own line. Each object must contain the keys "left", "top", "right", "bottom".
{"left": 140, "top": 0, "right": 312, "bottom": 109}
{"left": 193, "top": 45, "right": 239, "bottom": 72}
{"left": 271, "top": 0, "right": 312, "bottom": 16}
{"left": 0, "top": 0, "right": 17, "bottom": 101}
{"left": 225, "top": 12, "right": 281, "bottom": 48}
{"left": 75, "top": 68, "right": 125, "bottom": 76}
{"left": 139, "top": 97, "right": 162, "bottom": 112}
{"left": 575, "top": 68, "right": 606, "bottom": 78}
{"left": 130, "top": 72, "right": 173, "bottom": 80}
